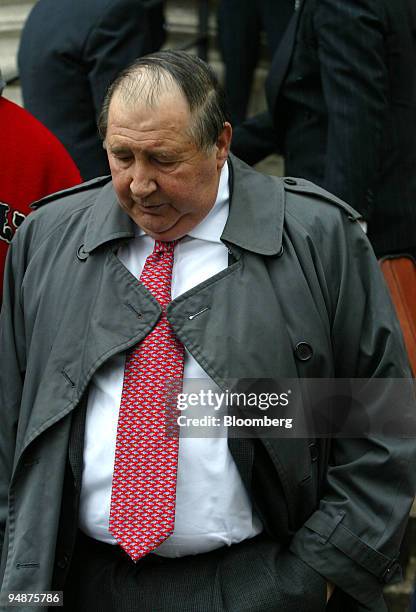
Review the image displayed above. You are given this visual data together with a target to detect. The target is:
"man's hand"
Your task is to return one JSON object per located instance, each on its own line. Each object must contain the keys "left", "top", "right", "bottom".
{"left": 326, "top": 581, "right": 335, "bottom": 602}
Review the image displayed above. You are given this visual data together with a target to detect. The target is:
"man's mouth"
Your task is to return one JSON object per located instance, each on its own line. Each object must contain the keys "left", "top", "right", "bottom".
{"left": 136, "top": 201, "right": 167, "bottom": 211}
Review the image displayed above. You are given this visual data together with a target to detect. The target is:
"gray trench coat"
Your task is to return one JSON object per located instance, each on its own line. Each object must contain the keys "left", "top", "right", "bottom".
{"left": 0, "top": 155, "right": 415, "bottom": 611}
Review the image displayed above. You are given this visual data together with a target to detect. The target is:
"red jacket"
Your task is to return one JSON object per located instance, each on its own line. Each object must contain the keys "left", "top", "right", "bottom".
{"left": 0, "top": 97, "right": 82, "bottom": 299}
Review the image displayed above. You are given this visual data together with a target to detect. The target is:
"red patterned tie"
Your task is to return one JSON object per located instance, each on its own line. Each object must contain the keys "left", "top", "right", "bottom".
{"left": 109, "top": 240, "right": 184, "bottom": 561}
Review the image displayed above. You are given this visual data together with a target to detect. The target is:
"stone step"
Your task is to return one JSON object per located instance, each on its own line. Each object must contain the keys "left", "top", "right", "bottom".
{"left": 0, "top": 0, "right": 32, "bottom": 5}
{"left": 0, "top": 2, "right": 33, "bottom": 80}
{"left": 0, "top": 2, "right": 31, "bottom": 32}
{"left": 384, "top": 555, "right": 416, "bottom": 612}
{"left": 399, "top": 499, "right": 416, "bottom": 576}
{"left": 2, "top": 83, "right": 20, "bottom": 105}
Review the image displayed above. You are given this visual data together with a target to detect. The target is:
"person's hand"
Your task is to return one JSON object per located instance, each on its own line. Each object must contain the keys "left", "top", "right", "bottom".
{"left": 358, "top": 219, "right": 368, "bottom": 233}
{"left": 326, "top": 581, "right": 335, "bottom": 602}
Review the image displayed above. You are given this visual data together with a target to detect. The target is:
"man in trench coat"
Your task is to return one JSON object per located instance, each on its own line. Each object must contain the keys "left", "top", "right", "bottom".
{"left": 0, "top": 51, "right": 415, "bottom": 612}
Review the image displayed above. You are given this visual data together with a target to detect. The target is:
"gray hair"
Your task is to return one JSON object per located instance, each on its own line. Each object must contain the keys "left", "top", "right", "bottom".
{"left": 98, "top": 50, "right": 229, "bottom": 152}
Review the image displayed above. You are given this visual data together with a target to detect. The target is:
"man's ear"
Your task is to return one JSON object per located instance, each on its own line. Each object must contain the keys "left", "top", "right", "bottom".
{"left": 216, "top": 122, "right": 233, "bottom": 169}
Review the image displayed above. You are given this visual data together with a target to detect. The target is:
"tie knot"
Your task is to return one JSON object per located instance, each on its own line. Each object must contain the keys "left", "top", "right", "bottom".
{"left": 153, "top": 240, "right": 177, "bottom": 257}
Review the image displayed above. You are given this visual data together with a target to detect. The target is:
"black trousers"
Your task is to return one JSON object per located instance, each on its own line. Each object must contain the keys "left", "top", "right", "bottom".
{"left": 61, "top": 530, "right": 328, "bottom": 612}
{"left": 217, "top": 0, "right": 294, "bottom": 125}
{"left": 63, "top": 531, "right": 263, "bottom": 612}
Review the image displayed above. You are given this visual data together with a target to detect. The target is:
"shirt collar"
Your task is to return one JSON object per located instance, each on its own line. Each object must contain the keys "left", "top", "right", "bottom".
{"left": 187, "top": 162, "right": 229, "bottom": 242}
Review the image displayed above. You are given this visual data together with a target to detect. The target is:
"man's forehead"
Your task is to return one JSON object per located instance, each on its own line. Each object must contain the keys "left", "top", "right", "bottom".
{"left": 109, "top": 79, "right": 190, "bottom": 118}
{"left": 108, "top": 91, "right": 194, "bottom": 146}
{"left": 106, "top": 89, "right": 195, "bottom": 150}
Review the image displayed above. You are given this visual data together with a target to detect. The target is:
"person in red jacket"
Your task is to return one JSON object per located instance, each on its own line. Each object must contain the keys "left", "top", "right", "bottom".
{"left": 0, "top": 70, "right": 82, "bottom": 301}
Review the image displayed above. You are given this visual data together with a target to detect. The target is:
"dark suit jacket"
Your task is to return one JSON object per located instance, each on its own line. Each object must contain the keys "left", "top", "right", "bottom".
{"left": 232, "top": 0, "right": 416, "bottom": 256}
{"left": 18, "top": 0, "right": 165, "bottom": 181}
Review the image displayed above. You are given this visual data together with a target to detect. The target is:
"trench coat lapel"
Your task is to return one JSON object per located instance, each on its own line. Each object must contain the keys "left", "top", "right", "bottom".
{"left": 18, "top": 185, "right": 163, "bottom": 460}
{"left": 18, "top": 253, "right": 163, "bottom": 461}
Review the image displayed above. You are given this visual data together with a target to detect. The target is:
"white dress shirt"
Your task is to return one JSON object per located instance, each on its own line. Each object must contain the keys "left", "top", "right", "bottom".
{"left": 79, "top": 164, "right": 262, "bottom": 557}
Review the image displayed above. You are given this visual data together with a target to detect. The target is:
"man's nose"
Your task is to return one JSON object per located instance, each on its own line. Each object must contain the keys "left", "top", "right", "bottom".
{"left": 130, "top": 162, "right": 157, "bottom": 199}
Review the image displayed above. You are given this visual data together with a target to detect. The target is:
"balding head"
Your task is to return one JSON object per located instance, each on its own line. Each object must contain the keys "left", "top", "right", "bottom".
{"left": 99, "top": 51, "right": 229, "bottom": 154}
{"left": 103, "top": 51, "right": 232, "bottom": 242}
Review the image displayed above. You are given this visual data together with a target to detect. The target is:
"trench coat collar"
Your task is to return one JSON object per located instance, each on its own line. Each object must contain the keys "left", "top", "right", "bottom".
{"left": 83, "top": 153, "right": 284, "bottom": 256}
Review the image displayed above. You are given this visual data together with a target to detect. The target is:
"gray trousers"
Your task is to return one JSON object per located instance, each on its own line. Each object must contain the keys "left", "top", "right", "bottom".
{"left": 62, "top": 530, "right": 327, "bottom": 612}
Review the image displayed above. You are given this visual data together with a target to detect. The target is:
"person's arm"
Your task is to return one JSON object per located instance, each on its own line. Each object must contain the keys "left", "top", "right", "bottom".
{"left": 0, "top": 237, "right": 26, "bottom": 559}
{"left": 231, "top": 111, "right": 281, "bottom": 166}
{"left": 85, "top": 0, "right": 165, "bottom": 121}
{"left": 39, "top": 134, "right": 82, "bottom": 194}
{"left": 315, "top": 0, "right": 388, "bottom": 221}
{"left": 289, "top": 208, "right": 416, "bottom": 607}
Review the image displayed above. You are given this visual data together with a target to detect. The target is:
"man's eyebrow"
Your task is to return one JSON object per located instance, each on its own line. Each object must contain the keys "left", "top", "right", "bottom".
{"left": 108, "top": 145, "right": 132, "bottom": 154}
{"left": 151, "top": 151, "right": 177, "bottom": 159}
{"left": 107, "top": 143, "right": 182, "bottom": 159}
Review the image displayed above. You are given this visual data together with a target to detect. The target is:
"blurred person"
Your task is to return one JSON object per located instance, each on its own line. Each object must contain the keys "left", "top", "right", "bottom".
{"left": 232, "top": 0, "right": 416, "bottom": 258}
{"left": 18, "top": 0, "right": 166, "bottom": 181}
{"left": 0, "top": 51, "right": 415, "bottom": 612}
{"left": 0, "top": 70, "right": 81, "bottom": 302}
{"left": 218, "top": 0, "right": 294, "bottom": 125}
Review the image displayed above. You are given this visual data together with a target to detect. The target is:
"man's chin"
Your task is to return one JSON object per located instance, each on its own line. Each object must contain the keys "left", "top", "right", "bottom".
{"left": 144, "top": 227, "right": 188, "bottom": 242}
{"left": 134, "top": 217, "right": 187, "bottom": 242}
{"left": 128, "top": 208, "right": 204, "bottom": 241}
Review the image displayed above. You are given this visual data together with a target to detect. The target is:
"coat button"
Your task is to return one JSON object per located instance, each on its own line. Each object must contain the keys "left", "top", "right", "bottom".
{"left": 56, "top": 554, "right": 69, "bottom": 570}
{"left": 284, "top": 178, "right": 297, "bottom": 186}
{"left": 381, "top": 560, "right": 401, "bottom": 584}
{"left": 294, "top": 341, "right": 313, "bottom": 361}
{"left": 77, "top": 244, "right": 89, "bottom": 261}
{"left": 309, "top": 442, "right": 319, "bottom": 462}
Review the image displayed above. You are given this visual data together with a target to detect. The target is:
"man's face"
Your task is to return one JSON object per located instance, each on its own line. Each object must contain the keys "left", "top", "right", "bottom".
{"left": 106, "top": 88, "right": 231, "bottom": 241}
